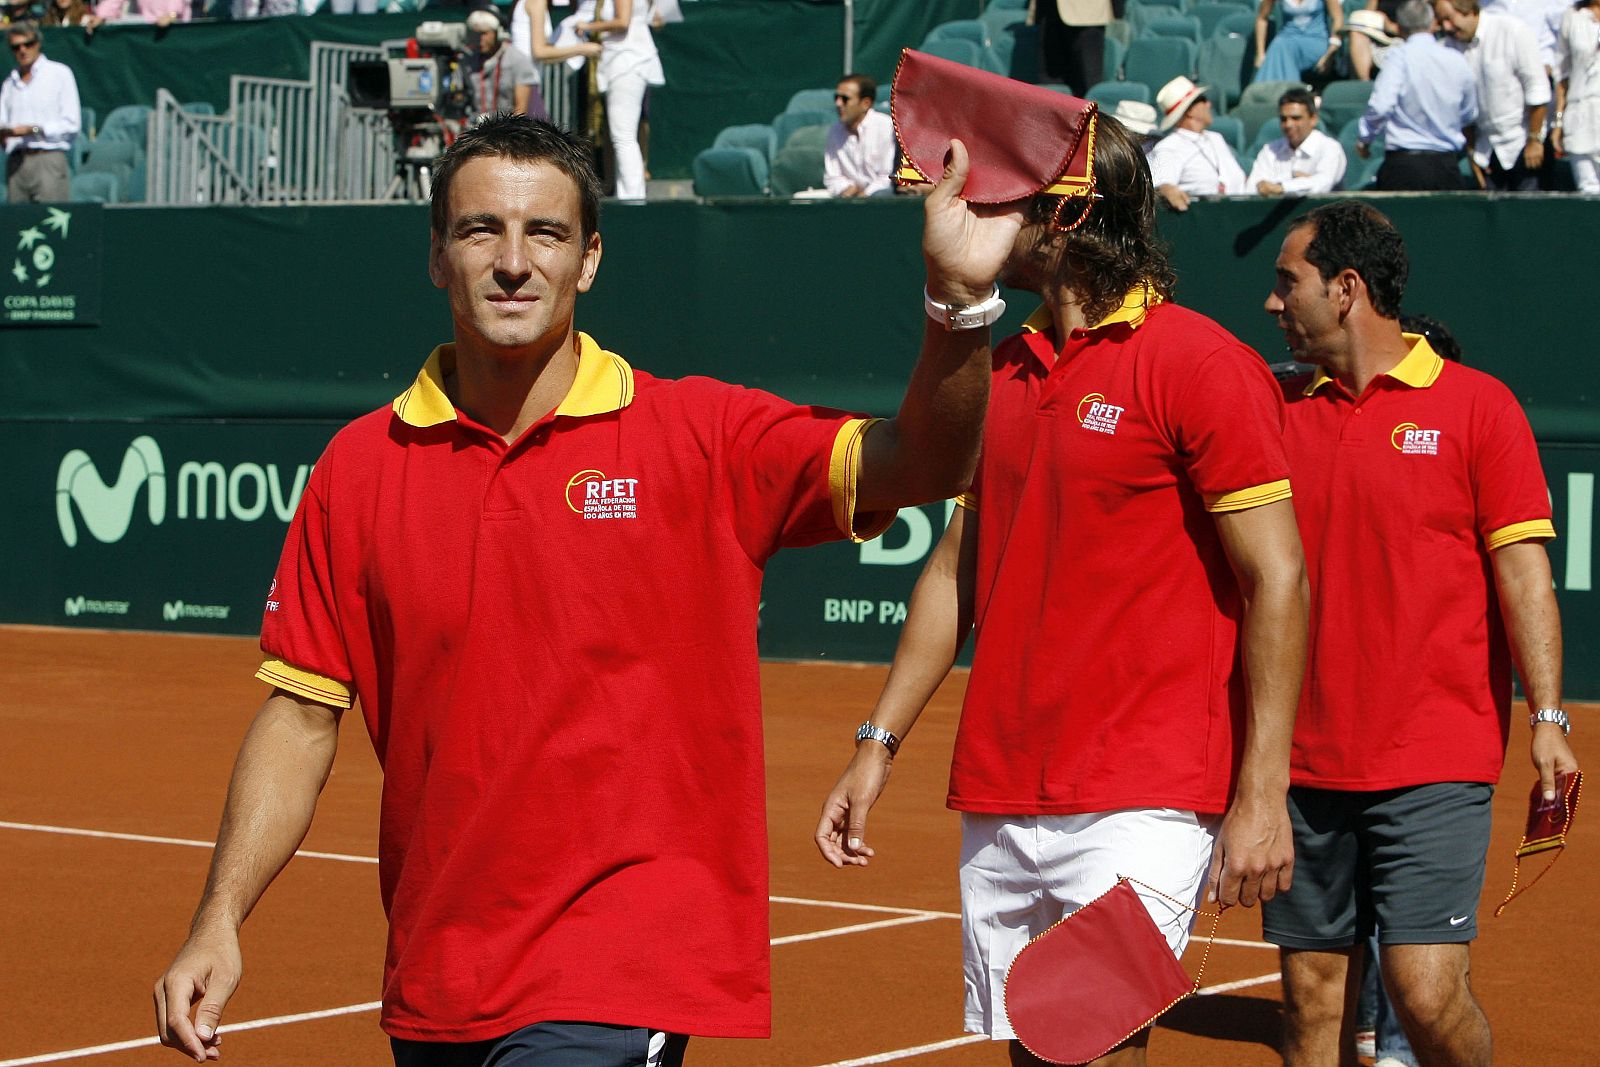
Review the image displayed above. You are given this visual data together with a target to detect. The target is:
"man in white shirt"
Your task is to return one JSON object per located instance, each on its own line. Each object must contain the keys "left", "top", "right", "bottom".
{"left": 1249, "top": 86, "right": 1348, "bottom": 195}
{"left": 824, "top": 74, "right": 895, "bottom": 198}
{"left": 1436, "top": 0, "right": 1551, "bottom": 189}
{"left": 2, "top": 21, "right": 80, "bottom": 203}
{"left": 1148, "top": 75, "right": 1248, "bottom": 211}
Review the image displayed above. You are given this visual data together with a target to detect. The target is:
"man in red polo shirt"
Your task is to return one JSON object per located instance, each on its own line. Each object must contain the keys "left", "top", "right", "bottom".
{"left": 816, "top": 115, "right": 1309, "bottom": 1067}
{"left": 1260, "top": 201, "right": 1579, "bottom": 1067}
{"left": 152, "top": 115, "right": 1025, "bottom": 1067}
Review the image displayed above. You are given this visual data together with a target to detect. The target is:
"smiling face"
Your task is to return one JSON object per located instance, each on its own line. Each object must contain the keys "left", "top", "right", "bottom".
{"left": 1278, "top": 102, "right": 1317, "bottom": 150}
{"left": 834, "top": 81, "right": 872, "bottom": 129}
{"left": 1265, "top": 224, "right": 1344, "bottom": 364}
{"left": 427, "top": 156, "right": 601, "bottom": 359}
{"left": 1434, "top": 0, "right": 1478, "bottom": 41}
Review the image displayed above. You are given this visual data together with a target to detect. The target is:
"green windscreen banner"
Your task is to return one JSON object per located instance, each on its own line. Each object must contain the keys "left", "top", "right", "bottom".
{"left": 2, "top": 204, "right": 101, "bottom": 327}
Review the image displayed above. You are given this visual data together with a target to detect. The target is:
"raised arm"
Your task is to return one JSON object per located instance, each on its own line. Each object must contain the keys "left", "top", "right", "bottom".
{"left": 1207, "top": 498, "right": 1307, "bottom": 907}
{"left": 853, "top": 140, "right": 1024, "bottom": 510}
{"left": 579, "top": 0, "right": 632, "bottom": 37}
{"left": 1491, "top": 540, "right": 1579, "bottom": 797}
{"left": 154, "top": 691, "right": 342, "bottom": 1062}
{"left": 816, "top": 506, "right": 978, "bottom": 867}
{"left": 531, "top": 0, "right": 601, "bottom": 63}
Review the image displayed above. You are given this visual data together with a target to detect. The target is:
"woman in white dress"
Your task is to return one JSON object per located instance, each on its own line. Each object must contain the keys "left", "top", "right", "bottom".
{"left": 508, "top": 0, "right": 603, "bottom": 68}
{"left": 579, "top": 0, "right": 666, "bottom": 200}
{"left": 1555, "top": 0, "right": 1600, "bottom": 192}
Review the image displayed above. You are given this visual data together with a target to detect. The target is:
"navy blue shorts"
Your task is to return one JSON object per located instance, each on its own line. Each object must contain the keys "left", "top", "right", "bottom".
{"left": 391, "top": 1021, "right": 689, "bottom": 1067}
{"left": 1262, "top": 782, "right": 1493, "bottom": 949}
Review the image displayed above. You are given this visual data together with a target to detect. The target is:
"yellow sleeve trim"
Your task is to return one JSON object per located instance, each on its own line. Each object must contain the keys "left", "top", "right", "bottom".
{"left": 1205, "top": 479, "right": 1293, "bottom": 513}
{"left": 1487, "top": 519, "right": 1557, "bottom": 551}
{"left": 256, "top": 658, "right": 354, "bottom": 709}
{"left": 954, "top": 491, "right": 978, "bottom": 512}
{"left": 829, "top": 418, "right": 896, "bottom": 543}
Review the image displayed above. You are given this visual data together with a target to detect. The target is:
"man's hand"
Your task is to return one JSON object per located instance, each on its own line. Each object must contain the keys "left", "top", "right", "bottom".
{"left": 815, "top": 745, "right": 893, "bottom": 868}
{"left": 155, "top": 925, "right": 241, "bottom": 1062}
{"left": 1355, "top": 140, "right": 1372, "bottom": 159}
{"left": 1158, "top": 183, "right": 1191, "bottom": 211}
{"left": 1524, "top": 138, "right": 1545, "bottom": 171}
{"left": 840, "top": 183, "right": 863, "bottom": 198}
{"left": 1257, "top": 180, "right": 1285, "bottom": 196}
{"left": 1553, "top": 127, "right": 1565, "bottom": 156}
{"left": 1532, "top": 723, "right": 1579, "bottom": 800}
{"left": 1207, "top": 796, "right": 1294, "bottom": 908}
{"left": 920, "top": 138, "right": 1026, "bottom": 306}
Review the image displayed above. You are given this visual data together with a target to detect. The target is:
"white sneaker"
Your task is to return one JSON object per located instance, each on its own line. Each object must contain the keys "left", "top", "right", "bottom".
{"left": 1355, "top": 1029, "right": 1376, "bottom": 1059}
{"left": 1374, "top": 1058, "right": 1414, "bottom": 1067}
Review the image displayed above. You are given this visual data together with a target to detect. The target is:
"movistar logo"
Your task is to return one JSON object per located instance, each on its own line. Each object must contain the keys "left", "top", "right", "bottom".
{"left": 56, "top": 436, "right": 166, "bottom": 548}
{"left": 55, "top": 437, "right": 311, "bottom": 548}
{"left": 163, "top": 601, "right": 232, "bottom": 622}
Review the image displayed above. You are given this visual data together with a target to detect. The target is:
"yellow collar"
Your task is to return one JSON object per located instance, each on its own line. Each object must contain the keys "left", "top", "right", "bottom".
{"left": 1304, "top": 334, "right": 1444, "bottom": 396}
{"left": 390, "top": 332, "right": 636, "bottom": 428}
{"left": 1021, "top": 284, "right": 1163, "bottom": 336}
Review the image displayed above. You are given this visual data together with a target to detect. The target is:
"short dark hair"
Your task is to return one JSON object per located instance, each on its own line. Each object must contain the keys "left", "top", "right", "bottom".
{"left": 8, "top": 19, "right": 41, "bottom": 41}
{"left": 1279, "top": 87, "right": 1316, "bottom": 113}
{"left": 1289, "top": 201, "right": 1408, "bottom": 319}
{"left": 838, "top": 74, "right": 877, "bottom": 103}
{"left": 429, "top": 114, "right": 603, "bottom": 241}
{"left": 1019, "top": 115, "right": 1178, "bottom": 324}
{"left": 1398, "top": 313, "right": 1463, "bottom": 363}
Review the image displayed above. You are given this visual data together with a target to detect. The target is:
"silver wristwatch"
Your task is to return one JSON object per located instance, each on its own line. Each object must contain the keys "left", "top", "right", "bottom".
{"left": 855, "top": 721, "right": 901, "bottom": 756}
{"left": 1530, "top": 708, "right": 1571, "bottom": 735}
{"left": 924, "top": 285, "right": 1006, "bottom": 331}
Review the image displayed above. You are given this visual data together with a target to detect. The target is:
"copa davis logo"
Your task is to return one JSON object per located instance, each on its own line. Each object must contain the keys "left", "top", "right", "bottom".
{"left": 1077, "top": 393, "right": 1126, "bottom": 436}
{"left": 565, "top": 469, "right": 641, "bottom": 520}
{"left": 55, "top": 435, "right": 313, "bottom": 548}
{"left": 1391, "top": 422, "right": 1442, "bottom": 456}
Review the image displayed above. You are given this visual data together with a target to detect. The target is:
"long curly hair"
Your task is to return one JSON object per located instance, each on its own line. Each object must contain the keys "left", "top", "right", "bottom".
{"left": 1010, "top": 115, "right": 1178, "bottom": 325}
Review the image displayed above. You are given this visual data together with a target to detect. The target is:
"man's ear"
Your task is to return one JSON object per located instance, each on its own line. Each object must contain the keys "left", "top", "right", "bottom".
{"left": 577, "top": 231, "right": 603, "bottom": 294}
{"left": 1336, "top": 267, "right": 1363, "bottom": 318}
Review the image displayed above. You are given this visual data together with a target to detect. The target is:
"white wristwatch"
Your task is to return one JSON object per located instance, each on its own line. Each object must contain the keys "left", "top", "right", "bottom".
{"left": 925, "top": 285, "right": 1006, "bottom": 331}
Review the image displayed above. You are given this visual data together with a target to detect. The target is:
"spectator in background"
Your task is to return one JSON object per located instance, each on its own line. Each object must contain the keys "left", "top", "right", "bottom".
{"left": 1357, "top": 0, "right": 1478, "bottom": 189}
{"left": 94, "top": 0, "right": 188, "bottom": 26}
{"left": 824, "top": 74, "right": 894, "bottom": 198}
{"left": 1339, "top": 8, "right": 1399, "bottom": 79}
{"left": 1149, "top": 76, "right": 1248, "bottom": 210}
{"left": 1114, "top": 97, "right": 1161, "bottom": 150}
{"left": 1249, "top": 86, "right": 1348, "bottom": 194}
{"left": 1554, "top": 0, "right": 1600, "bottom": 192}
{"left": 578, "top": 0, "right": 665, "bottom": 201}
{"left": 1040, "top": 0, "right": 1124, "bottom": 92}
{"left": 2, "top": 0, "right": 37, "bottom": 23}
{"left": 1253, "top": 0, "right": 1344, "bottom": 82}
{"left": 1437, "top": 0, "right": 1551, "bottom": 189}
{"left": 465, "top": 8, "right": 549, "bottom": 122}
{"left": 42, "top": 0, "right": 101, "bottom": 30}
{"left": 509, "top": 0, "right": 602, "bottom": 67}
{"left": 2, "top": 20, "right": 79, "bottom": 203}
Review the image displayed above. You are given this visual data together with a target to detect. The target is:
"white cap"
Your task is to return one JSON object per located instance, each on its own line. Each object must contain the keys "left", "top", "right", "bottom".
{"left": 1155, "top": 76, "right": 1208, "bottom": 133}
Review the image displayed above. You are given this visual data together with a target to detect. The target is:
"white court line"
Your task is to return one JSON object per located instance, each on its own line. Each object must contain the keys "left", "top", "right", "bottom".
{"left": 1213, "top": 936, "right": 1276, "bottom": 950}
{"left": 0, "top": 1002, "right": 382, "bottom": 1067}
{"left": 0, "top": 821, "right": 377, "bottom": 865}
{"left": 771, "top": 895, "right": 959, "bottom": 920}
{"left": 812, "top": 1034, "right": 990, "bottom": 1066}
{"left": 1196, "top": 971, "right": 1283, "bottom": 996}
{"left": 772, "top": 914, "right": 944, "bottom": 946}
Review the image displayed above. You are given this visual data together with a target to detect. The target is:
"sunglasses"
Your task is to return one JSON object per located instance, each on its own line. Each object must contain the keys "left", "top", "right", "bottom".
{"left": 834, "top": 93, "right": 856, "bottom": 102}
{"left": 10, "top": 40, "right": 39, "bottom": 52}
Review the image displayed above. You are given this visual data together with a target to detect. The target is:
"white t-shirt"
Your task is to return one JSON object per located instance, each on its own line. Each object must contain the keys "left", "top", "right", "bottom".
{"left": 1246, "top": 127, "right": 1347, "bottom": 194}
{"left": 1147, "top": 128, "right": 1247, "bottom": 195}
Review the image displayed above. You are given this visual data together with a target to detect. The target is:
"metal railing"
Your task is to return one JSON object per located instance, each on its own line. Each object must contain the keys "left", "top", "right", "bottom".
{"left": 147, "top": 40, "right": 588, "bottom": 206}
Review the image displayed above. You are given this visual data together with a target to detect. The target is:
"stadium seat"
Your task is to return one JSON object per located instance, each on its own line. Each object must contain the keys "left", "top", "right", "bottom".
{"left": 1107, "top": 18, "right": 1134, "bottom": 49}
{"left": 1086, "top": 80, "right": 1153, "bottom": 109}
{"left": 1143, "top": 14, "right": 1202, "bottom": 42}
{"left": 988, "top": 18, "right": 1022, "bottom": 73}
{"left": 1239, "top": 79, "right": 1307, "bottom": 109}
{"left": 1197, "top": 31, "right": 1249, "bottom": 107}
{"left": 924, "top": 19, "right": 989, "bottom": 48}
{"left": 1101, "top": 35, "right": 1126, "bottom": 81}
{"left": 1191, "top": 1, "right": 1250, "bottom": 39}
{"left": 69, "top": 137, "right": 88, "bottom": 174}
{"left": 1005, "top": 20, "right": 1042, "bottom": 80}
{"left": 772, "top": 109, "right": 833, "bottom": 150}
{"left": 1127, "top": 1, "right": 1182, "bottom": 35}
{"left": 79, "top": 105, "right": 96, "bottom": 140}
{"left": 181, "top": 101, "right": 217, "bottom": 116}
{"left": 125, "top": 159, "right": 148, "bottom": 203}
{"left": 235, "top": 100, "right": 276, "bottom": 130}
{"left": 692, "top": 147, "right": 768, "bottom": 197}
{"left": 786, "top": 124, "right": 829, "bottom": 153}
{"left": 1210, "top": 112, "right": 1245, "bottom": 153}
{"left": 1124, "top": 37, "right": 1197, "bottom": 99}
{"left": 70, "top": 171, "right": 121, "bottom": 203}
{"left": 785, "top": 88, "right": 836, "bottom": 114}
{"left": 99, "top": 104, "right": 154, "bottom": 149}
{"left": 83, "top": 138, "right": 142, "bottom": 172}
{"left": 1318, "top": 79, "right": 1373, "bottom": 131}
{"left": 769, "top": 145, "right": 826, "bottom": 198}
{"left": 1230, "top": 97, "right": 1284, "bottom": 142}
{"left": 1247, "top": 116, "right": 1282, "bottom": 161}
{"left": 918, "top": 37, "right": 987, "bottom": 71}
{"left": 980, "top": 4, "right": 1027, "bottom": 34}
{"left": 714, "top": 123, "right": 778, "bottom": 164}
{"left": 1337, "top": 116, "right": 1383, "bottom": 189}
{"left": 990, "top": 0, "right": 1029, "bottom": 9}
{"left": 1213, "top": 9, "right": 1257, "bottom": 38}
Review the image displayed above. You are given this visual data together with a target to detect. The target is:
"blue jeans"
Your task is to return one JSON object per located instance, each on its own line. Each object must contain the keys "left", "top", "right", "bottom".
{"left": 1361, "top": 934, "right": 1419, "bottom": 1066}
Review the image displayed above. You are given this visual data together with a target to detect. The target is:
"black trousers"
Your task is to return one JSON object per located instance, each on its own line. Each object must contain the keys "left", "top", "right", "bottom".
{"left": 1375, "top": 149, "right": 1463, "bottom": 191}
{"left": 392, "top": 1021, "right": 690, "bottom": 1067}
{"left": 1039, "top": 13, "right": 1105, "bottom": 93}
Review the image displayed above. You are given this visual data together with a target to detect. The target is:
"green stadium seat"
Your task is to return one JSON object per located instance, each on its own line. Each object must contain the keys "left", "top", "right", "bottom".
{"left": 1144, "top": 14, "right": 1202, "bottom": 42}
{"left": 1191, "top": 1, "right": 1250, "bottom": 39}
{"left": 1127, "top": 1, "right": 1183, "bottom": 34}
{"left": 1104, "top": 35, "right": 1126, "bottom": 79}
{"left": 1239, "top": 79, "right": 1307, "bottom": 109}
{"left": 1229, "top": 97, "right": 1284, "bottom": 143}
{"left": 786, "top": 124, "right": 829, "bottom": 152}
{"left": 769, "top": 145, "right": 826, "bottom": 197}
{"left": 1003, "top": 20, "right": 1042, "bottom": 80}
{"left": 980, "top": 4, "right": 1026, "bottom": 33}
{"left": 1086, "top": 80, "right": 1153, "bottom": 109}
{"left": 1124, "top": 37, "right": 1197, "bottom": 98}
{"left": 99, "top": 105, "right": 153, "bottom": 149}
{"left": 714, "top": 123, "right": 779, "bottom": 164}
{"left": 1213, "top": 9, "right": 1257, "bottom": 38}
{"left": 70, "top": 171, "right": 121, "bottom": 203}
{"left": 79, "top": 105, "right": 96, "bottom": 140}
{"left": 925, "top": 19, "right": 989, "bottom": 48}
{"left": 692, "top": 147, "right": 769, "bottom": 197}
{"left": 919, "top": 37, "right": 987, "bottom": 71}
{"left": 1317, "top": 79, "right": 1373, "bottom": 131}
{"left": 83, "top": 138, "right": 142, "bottom": 172}
{"left": 126, "top": 159, "right": 148, "bottom": 203}
{"left": 1247, "top": 117, "right": 1282, "bottom": 161}
{"left": 1210, "top": 112, "right": 1245, "bottom": 152}
{"left": 785, "top": 88, "right": 836, "bottom": 114}
{"left": 181, "top": 101, "right": 217, "bottom": 116}
{"left": 1337, "top": 117, "right": 1383, "bottom": 189}
{"left": 989, "top": 0, "right": 1029, "bottom": 9}
{"left": 772, "top": 109, "right": 834, "bottom": 149}
{"left": 1197, "top": 31, "right": 1250, "bottom": 107}
{"left": 1107, "top": 18, "right": 1134, "bottom": 49}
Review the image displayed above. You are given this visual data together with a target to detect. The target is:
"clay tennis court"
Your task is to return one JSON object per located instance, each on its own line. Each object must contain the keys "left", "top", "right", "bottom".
{"left": 2, "top": 626, "right": 1593, "bottom": 1066}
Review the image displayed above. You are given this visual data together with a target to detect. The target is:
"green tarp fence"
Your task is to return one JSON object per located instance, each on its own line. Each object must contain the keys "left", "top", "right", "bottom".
{"left": 6, "top": 194, "right": 1599, "bottom": 693}
{"left": 13, "top": 0, "right": 978, "bottom": 181}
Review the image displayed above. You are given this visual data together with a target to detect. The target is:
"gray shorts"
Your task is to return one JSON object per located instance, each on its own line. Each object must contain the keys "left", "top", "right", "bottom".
{"left": 391, "top": 1022, "right": 688, "bottom": 1067}
{"left": 1261, "top": 782, "right": 1493, "bottom": 949}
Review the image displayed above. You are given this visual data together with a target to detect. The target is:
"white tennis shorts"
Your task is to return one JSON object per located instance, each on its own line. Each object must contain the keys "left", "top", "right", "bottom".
{"left": 959, "top": 808, "right": 1218, "bottom": 1040}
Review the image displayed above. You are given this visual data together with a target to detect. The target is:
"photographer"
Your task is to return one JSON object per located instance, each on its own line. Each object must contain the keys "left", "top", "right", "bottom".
{"left": 464, "top": 8, "right": 548, "bottom": 122}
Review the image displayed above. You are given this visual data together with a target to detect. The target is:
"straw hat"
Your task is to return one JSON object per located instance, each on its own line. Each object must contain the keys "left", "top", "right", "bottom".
{"left": 1155, "top": 76, "right": 1208, "bottom": 133}
{"left": 1112, "top": 99, "right": 1159, "bottom": 136}
{"left": 1341, "top": 9, "right": 1397, "bottom": 45}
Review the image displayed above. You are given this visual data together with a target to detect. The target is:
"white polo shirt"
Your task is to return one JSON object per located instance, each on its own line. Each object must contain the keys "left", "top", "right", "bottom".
{"left": 1146, "top": 127, "right": 1247, "bottom": 195}
{"left": 824, "top": 108, "right": 895, "bottom": 197}
{"left": 1247, "top": 127, "right": 1348, "bottom": 194}
{"left": 0, "top": 54, "right": 81, "bottom": 154}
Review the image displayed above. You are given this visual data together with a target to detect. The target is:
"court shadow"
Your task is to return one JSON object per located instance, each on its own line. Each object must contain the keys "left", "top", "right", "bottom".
{"left": 1156, "top": 992, "right": 1282, "bottom": 1050}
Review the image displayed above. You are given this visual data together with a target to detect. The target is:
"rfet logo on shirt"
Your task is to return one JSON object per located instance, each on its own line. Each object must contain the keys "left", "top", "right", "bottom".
{"left": 1077, "top": 393, "right": 1125, "bottom": 436}
{"left": 565, "top": 469, "right": 641, "bottom": 519}
{"left": 1391, "top": 422, "right": 1442, "bottom": 455}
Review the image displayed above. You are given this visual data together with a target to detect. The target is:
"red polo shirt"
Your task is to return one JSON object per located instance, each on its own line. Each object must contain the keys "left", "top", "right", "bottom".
{"left": 1282, "top": 337, "right": 1555, "bottom": 790}
{"left": 255, "top": 333, "right": 891, "bottom": 1042}
{"left": 948, "top": 294, "right": 1292, "bottom": 816}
